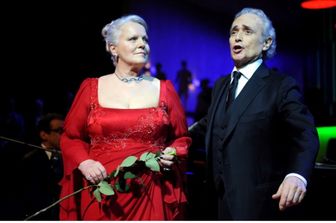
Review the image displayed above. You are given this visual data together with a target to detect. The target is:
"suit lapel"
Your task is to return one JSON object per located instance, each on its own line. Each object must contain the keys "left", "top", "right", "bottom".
{"left": 221, "top": 64, "right": 270, "bottom": 144}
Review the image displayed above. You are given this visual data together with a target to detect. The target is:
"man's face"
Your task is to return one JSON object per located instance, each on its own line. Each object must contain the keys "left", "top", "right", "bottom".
{"left": 229, "top": 13, "right": 271, "bottom": 68}
{"left": 42, "top": 119, "right": 64, "bottom": 149}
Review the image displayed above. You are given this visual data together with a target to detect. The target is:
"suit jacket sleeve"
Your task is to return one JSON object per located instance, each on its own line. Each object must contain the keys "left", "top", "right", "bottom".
{"left": 277, "top": 75, "right": 319, "bottom": 181}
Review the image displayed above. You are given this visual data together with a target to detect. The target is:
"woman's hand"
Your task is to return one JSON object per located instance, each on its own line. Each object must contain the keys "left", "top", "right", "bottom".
{"left": 78, "top": 159, "right": 107, "bottom": 184}
{"left": 159, "top": 147, "right": 177, "bottom": 171}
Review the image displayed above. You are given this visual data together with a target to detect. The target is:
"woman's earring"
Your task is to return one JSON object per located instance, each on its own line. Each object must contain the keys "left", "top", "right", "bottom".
{"left": 111, "top": 54, "right": 119, "bottom": 64}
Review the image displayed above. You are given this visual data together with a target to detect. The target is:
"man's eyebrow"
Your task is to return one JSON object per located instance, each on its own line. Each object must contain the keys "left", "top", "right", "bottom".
{"left": 231, "top": 25, "right": 238, "bottom": 30}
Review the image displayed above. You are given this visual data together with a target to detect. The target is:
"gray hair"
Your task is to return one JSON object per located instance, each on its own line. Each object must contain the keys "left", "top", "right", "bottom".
{"left": 235, "top": 8, "right": 276, "bottom": 59}
{"left": 101, "top": 14, "right": 148, "bottom": 65}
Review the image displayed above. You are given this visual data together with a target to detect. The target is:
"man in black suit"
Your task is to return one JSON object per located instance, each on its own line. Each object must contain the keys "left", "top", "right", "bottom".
{"left": 23, "top": 113, "right": 64, "bottom": 220}
{"left": 189, "top": 7, "right": 319, "bottom": 220}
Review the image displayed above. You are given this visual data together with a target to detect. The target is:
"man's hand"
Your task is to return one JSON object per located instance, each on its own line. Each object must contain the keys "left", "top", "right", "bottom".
{"left": 272, "top": 176, "right": 306, "bottom": 211}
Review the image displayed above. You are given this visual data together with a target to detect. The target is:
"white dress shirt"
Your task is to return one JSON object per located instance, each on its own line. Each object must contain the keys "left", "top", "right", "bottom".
{"left": 231, "top": 58, "right": 262, "bottom": 99}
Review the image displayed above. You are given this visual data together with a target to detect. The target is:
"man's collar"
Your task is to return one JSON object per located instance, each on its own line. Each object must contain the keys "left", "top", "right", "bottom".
{"left": 232, "top": 59, "right": 263, "bottom": 79}
{"left": 41, "top": 143, "right": 52, "bottom": 159}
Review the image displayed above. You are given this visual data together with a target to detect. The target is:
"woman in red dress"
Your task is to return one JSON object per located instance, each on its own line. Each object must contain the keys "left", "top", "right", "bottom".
{"left": 59, "top": 14, "right": 191, "bottom": 220}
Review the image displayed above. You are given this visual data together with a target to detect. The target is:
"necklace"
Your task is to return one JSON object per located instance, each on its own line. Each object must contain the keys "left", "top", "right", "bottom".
{"left": 114, "top": 73, "right": 144, "bottom": 83}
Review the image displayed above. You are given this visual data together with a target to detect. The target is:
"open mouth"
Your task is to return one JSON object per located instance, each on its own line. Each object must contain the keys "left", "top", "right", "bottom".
{"left": 232, "top": 45, "right": 243, "bottom": 53}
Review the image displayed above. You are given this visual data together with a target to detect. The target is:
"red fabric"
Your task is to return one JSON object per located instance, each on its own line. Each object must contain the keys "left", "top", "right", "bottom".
{"left": 59, "top": 78, "right": 191, "bottom": 220}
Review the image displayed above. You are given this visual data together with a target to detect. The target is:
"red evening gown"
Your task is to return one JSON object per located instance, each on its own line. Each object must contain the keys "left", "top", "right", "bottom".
{"left": 59, "top": 78, "right": 191, "bottom": 220}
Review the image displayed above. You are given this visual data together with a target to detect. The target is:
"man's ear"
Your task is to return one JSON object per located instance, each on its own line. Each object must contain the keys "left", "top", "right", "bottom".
{"left": 40, "top": 131, "right": 48, "bottom": 141}
{"left": 263, "top": 37, "right": 273, "bottom": 51}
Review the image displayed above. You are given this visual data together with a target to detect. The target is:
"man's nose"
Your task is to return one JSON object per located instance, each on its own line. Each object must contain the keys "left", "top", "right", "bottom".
{"left": 235, "top": 31, "right": 242, "bottom": 41}
{"left": 137, "top": 38, "right": 146, "bottom": 48}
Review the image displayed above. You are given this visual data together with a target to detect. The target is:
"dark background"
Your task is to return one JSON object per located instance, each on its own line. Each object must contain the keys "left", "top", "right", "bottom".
{"left": 2, "top": 0, "right": 335, "bottom": 124}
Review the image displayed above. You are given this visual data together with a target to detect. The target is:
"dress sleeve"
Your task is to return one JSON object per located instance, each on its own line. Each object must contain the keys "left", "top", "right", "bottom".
{"left": 165, "top": 80, "right": 191, "bottom": 158}
{"left": 60, "top": 78, "right": 92, "bottom": 176}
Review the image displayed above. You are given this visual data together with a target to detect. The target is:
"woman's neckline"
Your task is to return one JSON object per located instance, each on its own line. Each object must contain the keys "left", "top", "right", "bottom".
{"left": 96, "top": 77, "right": 162, "bottom": 110}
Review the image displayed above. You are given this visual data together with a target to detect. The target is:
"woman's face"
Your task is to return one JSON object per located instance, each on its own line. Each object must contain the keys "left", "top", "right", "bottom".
{"left": 112, "top": 21, "right": 150, "bottom": 68}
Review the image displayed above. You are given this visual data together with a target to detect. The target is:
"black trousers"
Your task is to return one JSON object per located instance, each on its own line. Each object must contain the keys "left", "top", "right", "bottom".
{"left": 216, "top": 178, "right": 232, "bottom": 220}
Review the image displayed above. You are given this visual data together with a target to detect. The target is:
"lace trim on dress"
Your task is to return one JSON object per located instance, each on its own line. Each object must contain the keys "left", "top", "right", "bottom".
{"left": 88, "top": 79, "right": 170, "bottom": 157}
{"left": 90, "top": 106, "right": 169, "bottom": 146}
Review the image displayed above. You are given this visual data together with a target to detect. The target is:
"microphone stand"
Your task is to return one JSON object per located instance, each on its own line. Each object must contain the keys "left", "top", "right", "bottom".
{"left": 1, "top": 135, "right": 64, "bottom": 220}
{"left": 0, "top": 135, "right": 62, "bottom": 155}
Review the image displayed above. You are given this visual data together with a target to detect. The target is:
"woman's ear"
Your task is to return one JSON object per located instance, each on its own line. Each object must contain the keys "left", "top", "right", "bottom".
{"left": 109, "top": 44, "right": 118, "bottom": 57}
{"left": 263, "top": 37, "right": 273, "bottom": 51}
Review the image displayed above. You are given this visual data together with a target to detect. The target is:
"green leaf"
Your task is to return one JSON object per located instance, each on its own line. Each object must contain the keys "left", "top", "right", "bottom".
{"left": 124, "top": 184, "right": 130, "bottom": 192}
{"left": 110, "top": 169, "right": 117, "bottom": 178}
{"left": 155, "top": 150, "right": 161, "bottom": 158}
{"left": 124, "top": 171, "right": 136, "bottom": 179}
{"left": 114, "top": 166, "right": 120, "bottom": 177}
{"left": 145, "top": 158, "right": 160, "bottom": 172}
{"left": 98, "top": 181, "right": 115, "bottom": 196}
{"left": 120, "top": 156, "right": 138, "bottom": 167}
{"left": 115, "top": 181, "right": 123, "bottom": 192}
{"left": 140, "top": 152, "right": 149, "bottom": 161}
{"left": 93, "top": 188, "right": 102, "bottom": 202}
{"left": 114, "top": 180, "right": 130, "bottom": 193}
{"left": 146, "top": 152, "right": 156, "bottom": 160}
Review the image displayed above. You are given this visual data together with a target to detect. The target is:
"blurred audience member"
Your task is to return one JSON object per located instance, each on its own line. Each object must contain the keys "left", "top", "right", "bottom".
{"left": 23, "top": 113, "right": 64, "bottom": 220}
{"left": 194, "top": 79, "right": 212, "bottom": 122}
{"left": 176, "top": 60, "right": 192, "bottom": 108}
{"left": 154, "top": 62, "right": 167, "bottom": 80}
